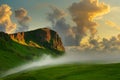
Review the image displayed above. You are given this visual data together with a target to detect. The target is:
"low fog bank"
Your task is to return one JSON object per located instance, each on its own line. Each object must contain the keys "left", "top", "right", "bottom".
{"left": 1, "top": 47, "right": 120, "bottom": 77}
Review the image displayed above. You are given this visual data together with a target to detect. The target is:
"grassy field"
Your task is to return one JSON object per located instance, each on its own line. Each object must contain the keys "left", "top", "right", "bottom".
{"left": 0, "top": 31, "right": 64, "bottom": 79}
{"left": 1, "top": 32, "right": 120, "bottom": 80}
{"left": 0, "top": 38, "right": 59, "bottom": 74}
{"left": 1, "top": 63, "right": 120, "bottom": 80}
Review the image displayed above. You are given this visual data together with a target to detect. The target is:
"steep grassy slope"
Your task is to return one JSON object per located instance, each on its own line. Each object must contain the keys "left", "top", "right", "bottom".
{"left": 1, "top": 63, "right": 120, "bottom": 80}
{"left": 0, "top": 31, "right": 64, "bottom": 74}
{"left": 0, "top": 37, "right": 58, "bottom": 73}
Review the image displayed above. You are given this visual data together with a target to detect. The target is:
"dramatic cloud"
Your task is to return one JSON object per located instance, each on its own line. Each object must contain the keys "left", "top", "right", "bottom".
{"left": 0, "top": 4, "right": 16, "bottom": 34}
{"left": 15, "top": 8, "right": 31, "bottom": 32}
{"left": 106, "top": 20, "right": 120, "bottom": 30}
{"left": 101, "top": 37, "right": 120, "bottom": 51}
{"left": 53, "top": 18, "right": 77, "bottom": 45}
{"left": 47, "top": 0, "right": 110, "bottom": 46}
{"left": 85, "top": 35, "right": 120, "bottom": 52}
{"left": 47, "top": 6, "right": 77, "bottom": 46}
{"left": 69, "top": 0, "right": 110, "bottom": 45}
{"left": 47, "top": 6, "right": 66, "bottom": 25}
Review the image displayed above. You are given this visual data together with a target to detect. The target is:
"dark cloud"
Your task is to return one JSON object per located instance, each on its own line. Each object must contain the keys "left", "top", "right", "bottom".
{"left": 47, "top": 6, "right": 66, "bottom": 25}
{"left": 15, "top": 8, "right": 31, "bottom": 32}
{"left": 47, "top": 6, "right": 77, "bottom": 46}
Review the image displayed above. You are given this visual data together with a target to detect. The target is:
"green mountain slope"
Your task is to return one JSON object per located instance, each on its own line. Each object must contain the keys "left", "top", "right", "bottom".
{"left": 0, "top": 33, "right": 58, "bottom": 73}
{"left": 0, "top": 28, "right": 65, "bottom": 73}
{"left": 1, "top": 63, "right": 120, "bottom": 80}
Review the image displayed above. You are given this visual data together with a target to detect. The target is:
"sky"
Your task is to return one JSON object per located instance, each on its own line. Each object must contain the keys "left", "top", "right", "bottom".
{"left": 0, "top": 0, "right": 80, "bottom": 30}
{"left": 0, "top": 0, "right": 120, "bottom": 44}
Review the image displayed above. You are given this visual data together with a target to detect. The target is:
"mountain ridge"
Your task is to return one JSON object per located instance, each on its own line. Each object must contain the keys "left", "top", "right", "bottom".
{"left": 0, "top": 28, "right": 65, "bottom": 73}
{"left": 7, "top": 28, "right": 64, "bottom": 52}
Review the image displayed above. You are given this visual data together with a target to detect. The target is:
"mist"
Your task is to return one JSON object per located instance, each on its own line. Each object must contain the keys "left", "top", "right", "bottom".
{"left": 1, "top": 47, "right": 120, "bottom": 78}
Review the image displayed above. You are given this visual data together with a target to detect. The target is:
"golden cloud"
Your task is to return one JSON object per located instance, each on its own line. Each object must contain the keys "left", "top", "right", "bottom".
{"left": 0, "top": 4, "right": 16, "bottom": 33}
{"left": 69, "top": 0, "right": 110, "bottom": 42}
{"left": 106, "top": 20, "right": 120, "bottom": 30}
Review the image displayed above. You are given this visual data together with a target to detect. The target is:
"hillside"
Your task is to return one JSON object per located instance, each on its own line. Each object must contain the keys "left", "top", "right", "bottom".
{"left": 1, "top": 63, "right": 120, "bottom": 80}
{"left": 0, "top": 28, "right": 65, "bottom": 73}
{"left": 10, "top": 28, "right": 65, "bottom": 52}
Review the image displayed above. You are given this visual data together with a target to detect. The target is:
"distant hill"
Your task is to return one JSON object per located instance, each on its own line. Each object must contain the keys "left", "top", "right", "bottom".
{"left": 0, "top": 28, "right": 65, "bottom": 73}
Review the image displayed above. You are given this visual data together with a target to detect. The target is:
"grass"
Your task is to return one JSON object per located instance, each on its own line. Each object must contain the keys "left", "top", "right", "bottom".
{"left": 0, "top": 38, "right": 60, "bottom": 74}
{"left": 0, "top": 31, "right": 64, "bottom": 75}
{"left": 1, "top": 63, "right": 120, "bottom": 80}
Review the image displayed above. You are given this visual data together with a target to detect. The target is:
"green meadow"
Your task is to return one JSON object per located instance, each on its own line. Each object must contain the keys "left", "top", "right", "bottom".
{"left": 1, "top": 63, "right": 120, "bottom": 80}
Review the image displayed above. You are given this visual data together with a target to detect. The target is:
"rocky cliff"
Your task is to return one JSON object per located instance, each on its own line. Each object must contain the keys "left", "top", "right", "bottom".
{"left": 10, "top": 28, "right": 65, "bottom": 52}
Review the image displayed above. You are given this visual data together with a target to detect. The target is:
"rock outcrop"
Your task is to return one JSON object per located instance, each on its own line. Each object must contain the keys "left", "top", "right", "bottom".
{"left": 10, "top": 28, "right": 65, "bottom": 52}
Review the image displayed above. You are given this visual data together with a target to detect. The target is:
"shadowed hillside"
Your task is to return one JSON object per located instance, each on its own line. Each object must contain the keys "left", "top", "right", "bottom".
{"left": 0, "top": 28, "right": 65, "bottom": 73}
{"left": 10, "top": 28, "right": 65, "bottom": 52}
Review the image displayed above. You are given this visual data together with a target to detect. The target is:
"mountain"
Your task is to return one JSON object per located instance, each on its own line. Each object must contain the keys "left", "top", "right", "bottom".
{"left": 0, "top": 28, "right": 65, "bottom": 73}
{"left": 10, "top": 28, "right": 65, "bottom": 52}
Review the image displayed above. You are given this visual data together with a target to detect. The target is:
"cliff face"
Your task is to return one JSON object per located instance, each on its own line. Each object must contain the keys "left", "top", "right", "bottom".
{"left": 10, "top": 28, "right": 65, "bottom": 52}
